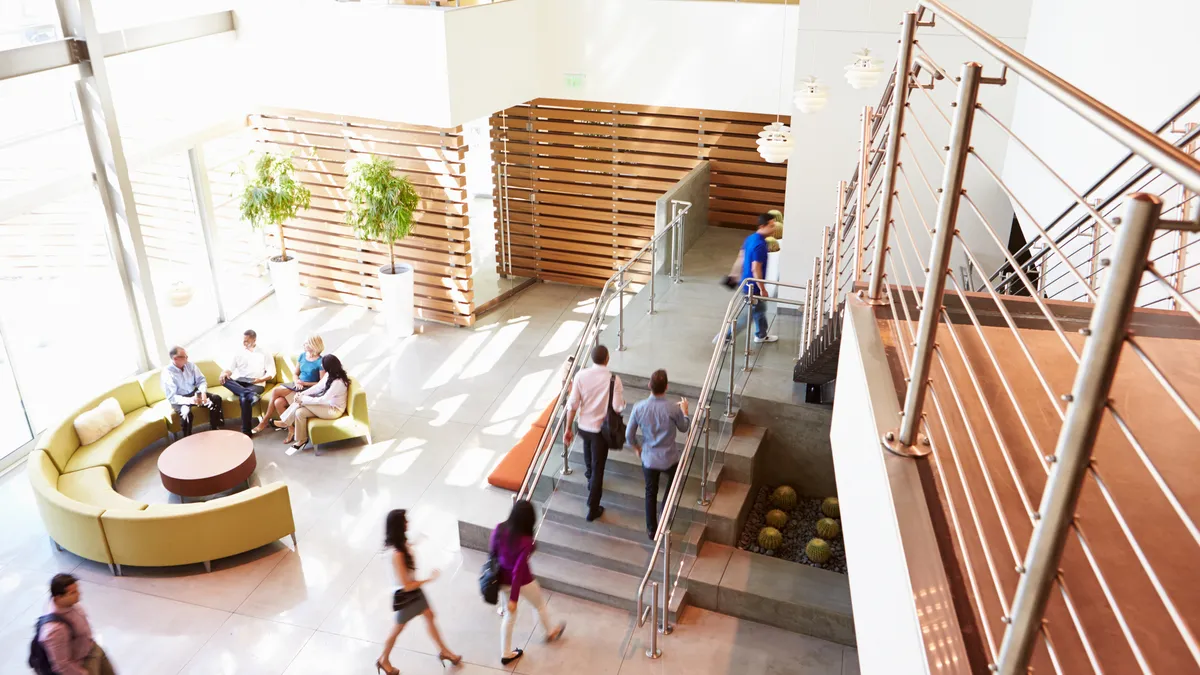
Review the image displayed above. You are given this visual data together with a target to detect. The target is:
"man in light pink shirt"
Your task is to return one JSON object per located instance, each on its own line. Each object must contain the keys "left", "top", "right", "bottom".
{"left": 565, "top": 345, "right": 625, "bottom": 521}
{"left": 37, "top": 573, "right": 115, "bottom": 675}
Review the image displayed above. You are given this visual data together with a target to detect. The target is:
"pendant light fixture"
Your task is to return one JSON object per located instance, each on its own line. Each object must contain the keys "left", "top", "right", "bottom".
{"left": 844, "top": 48, "right": 884, "bottom": 89}
{"left": 794, "top": 76, "right": 829, "bottom": 114}
{"left": 758, "top": 0, "right": 793, "bottom": 163}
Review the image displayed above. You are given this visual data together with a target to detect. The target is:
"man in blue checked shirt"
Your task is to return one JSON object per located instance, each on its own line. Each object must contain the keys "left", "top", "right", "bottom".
{"left": 625, "top": 369, "right": 690, "bottom": 541}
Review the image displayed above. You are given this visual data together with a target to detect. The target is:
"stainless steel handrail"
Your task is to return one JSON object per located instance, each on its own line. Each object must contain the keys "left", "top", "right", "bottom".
{"left": 633, "top": 277, "right": 805, "bottom": 645}
{"left": 514, "top": 200, "right": 692, "bottom": 503}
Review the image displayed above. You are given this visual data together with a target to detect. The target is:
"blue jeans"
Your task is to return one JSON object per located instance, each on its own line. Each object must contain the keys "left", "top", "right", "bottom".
{"left": 731, "top": 295, "right": 769, "bottom": 339}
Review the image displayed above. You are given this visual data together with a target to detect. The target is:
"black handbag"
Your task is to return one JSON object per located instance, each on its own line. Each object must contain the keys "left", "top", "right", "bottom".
{"left": 480, "top": 547, "right": 500, "bottom": 605}
{"left": 600, "top": 375, "right": 626, "bottom": 449}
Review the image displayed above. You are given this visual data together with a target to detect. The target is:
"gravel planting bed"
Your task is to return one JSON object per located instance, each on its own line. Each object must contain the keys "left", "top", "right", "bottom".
{"left": 736, "top": 486, "right": 847, "bottom": 574}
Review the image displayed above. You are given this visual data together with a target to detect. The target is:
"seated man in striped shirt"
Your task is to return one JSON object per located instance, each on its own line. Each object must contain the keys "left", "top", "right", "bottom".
{"left": 625, "top": 369, "right": 690, "bottom": 541}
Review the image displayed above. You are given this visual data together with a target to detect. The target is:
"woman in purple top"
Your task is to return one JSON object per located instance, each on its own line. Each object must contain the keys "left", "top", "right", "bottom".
{"left": 491, "top": 500, "right": 566, "bottom": 665}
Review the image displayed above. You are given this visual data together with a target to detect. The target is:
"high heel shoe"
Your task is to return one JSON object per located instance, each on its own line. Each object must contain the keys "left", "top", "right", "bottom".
{"left": 439, "top": 651, "right": 462, "bottom": 667}
{"left": 500, "top": 649, "right": 523, "bottom": 666}
{"left": 374, "top": 658, "right": 398, "bottom": 674}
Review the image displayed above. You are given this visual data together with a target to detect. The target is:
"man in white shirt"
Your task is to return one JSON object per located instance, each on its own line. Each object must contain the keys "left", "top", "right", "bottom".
{"left": 565, "top": 345, "right": 625, "bottom": 521}
{"left": 220, "top": 329, "right": 276, "bottom": 435}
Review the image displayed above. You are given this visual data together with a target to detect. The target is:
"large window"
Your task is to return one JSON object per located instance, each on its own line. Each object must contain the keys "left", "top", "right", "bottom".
{"left": 0, "top": 0, "right": 59, "bottom": 52}
{"left": 0, "top": 187, "right": 141, "bottom": 433}
{"left": 0, "top": 338, "right": 33, "bottom": 461}
{"left": 205, "top": 132, "right": 273, "bottom": 317}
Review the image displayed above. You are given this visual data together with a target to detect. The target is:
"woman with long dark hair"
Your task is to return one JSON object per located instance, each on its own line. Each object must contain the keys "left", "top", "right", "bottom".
{"left": 277, "top": 353, "right": 351, "bottom": 450}
{"left": 377, "top": 509, "right": 461, "bottom": 674}
{"left": 491, "top": 500, "right": 565, "bottom": 666}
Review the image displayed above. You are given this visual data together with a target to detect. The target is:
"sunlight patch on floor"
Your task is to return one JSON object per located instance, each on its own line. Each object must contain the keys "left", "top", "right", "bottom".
{"left": 488, "top": 369, "right": 551, "bottom": 425}
{"left": 441, "top": 446, "right": 496, "bottom": 487}
{"left": 423, "top": 331, "right": 489, "bottom": 390}
{"left": 539, "top": 319, "right": 584, "bottom": 358}
{"left": 460, "top": 320, "right": 526, "bottom": 379}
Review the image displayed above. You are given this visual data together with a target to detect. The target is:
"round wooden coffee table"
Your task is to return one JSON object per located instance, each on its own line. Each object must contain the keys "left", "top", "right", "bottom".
{"left": 158, "top": 430, "right": 256, "bottom": 500}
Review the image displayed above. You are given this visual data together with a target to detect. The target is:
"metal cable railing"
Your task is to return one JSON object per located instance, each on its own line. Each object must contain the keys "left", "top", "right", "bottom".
{"left": 793, "top": 2, "right": 1200, "bottom": 672}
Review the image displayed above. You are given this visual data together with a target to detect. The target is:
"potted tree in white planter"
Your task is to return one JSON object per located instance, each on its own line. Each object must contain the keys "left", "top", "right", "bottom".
{"left": 238, "top": 151, "right": 312, "bottom": 312}
{"left": 344, "top": 154, "right": 421, "bottom": 336}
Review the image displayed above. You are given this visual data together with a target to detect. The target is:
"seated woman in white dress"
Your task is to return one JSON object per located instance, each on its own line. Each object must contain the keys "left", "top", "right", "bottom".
{"left": 277, "top": 354, "right": 349, "bottom": 450}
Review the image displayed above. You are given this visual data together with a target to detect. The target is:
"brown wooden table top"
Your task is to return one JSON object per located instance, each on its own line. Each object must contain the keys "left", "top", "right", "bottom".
{"left": 158, "top": 430, "right": 256, "bottom": 498}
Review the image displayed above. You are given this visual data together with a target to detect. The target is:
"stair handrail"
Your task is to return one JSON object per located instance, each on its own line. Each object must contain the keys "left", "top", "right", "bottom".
{"left": 985, "top": 89, "right": 1200, "bottom": 289}
{"left": 633, "top": 276, "right": 794, "bottom": 641}
{"left": 515, "top": 200, "right": 693, "bottom": 503}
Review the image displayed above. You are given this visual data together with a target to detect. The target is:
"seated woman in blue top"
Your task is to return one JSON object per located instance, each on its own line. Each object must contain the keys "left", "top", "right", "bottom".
{"left": 252, "top": 334, "right": 325, "bottom": 435}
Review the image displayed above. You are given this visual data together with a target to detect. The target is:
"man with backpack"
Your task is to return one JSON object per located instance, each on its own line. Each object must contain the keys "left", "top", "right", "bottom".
{"left": 30, "top": 573, "right": 115, "bottom": 675}
{"left": 564, "top": 344, "right": 625, "bottom": 522}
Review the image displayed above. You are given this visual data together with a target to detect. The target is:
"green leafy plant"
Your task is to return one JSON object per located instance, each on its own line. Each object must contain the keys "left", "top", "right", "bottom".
{"left": 344, "top": 155, "right": 421, "bottom": 273}
{"left": 237, "top": 151, "right": 311, "bottom": 262}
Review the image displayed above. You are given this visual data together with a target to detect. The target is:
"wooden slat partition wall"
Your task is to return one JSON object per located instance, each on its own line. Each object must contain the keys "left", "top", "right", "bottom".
{"left": 250, "top": 111, "right": 475, "bottom": 326}
{"left": 491, "top": 98, "right": 788, "bottom": 287}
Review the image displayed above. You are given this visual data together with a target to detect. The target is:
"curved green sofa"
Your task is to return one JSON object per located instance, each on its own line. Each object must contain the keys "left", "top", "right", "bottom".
{"left": 27, "top": 355, "right": 371, "bottom": 575}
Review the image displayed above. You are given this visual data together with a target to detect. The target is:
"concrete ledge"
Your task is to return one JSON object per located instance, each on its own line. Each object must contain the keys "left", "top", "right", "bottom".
{"left": 689, "top": 542, "right": 855, "bottom": 646}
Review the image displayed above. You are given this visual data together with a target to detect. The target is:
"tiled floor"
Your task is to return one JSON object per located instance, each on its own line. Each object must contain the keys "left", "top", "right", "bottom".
{"left": 0, "top": 277, "right": 854, "bottom": 675}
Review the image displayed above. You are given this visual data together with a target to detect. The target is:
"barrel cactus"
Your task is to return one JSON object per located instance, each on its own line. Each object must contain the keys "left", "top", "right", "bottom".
{"left": 806, "top": 538, "right": 832, "bottom": 564}
{"left": 821, "top": 497, "right": 840, "bottom": 518}
{"left": 765, "top": 509, "right": 789, "bottom": 530}
{"left": 816, "top": 517, "right": 840, "bottom": 539}
{"left": 758, "top": 527, "right": 783, "bottom": 552}
{"left": 770, "top": 485, "right": 798, "bottom": 511}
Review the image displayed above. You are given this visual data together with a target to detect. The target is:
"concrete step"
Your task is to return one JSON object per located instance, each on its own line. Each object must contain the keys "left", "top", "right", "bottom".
{"left": 543, "top": 491, "right": 707, "bottom": 553}
{"left": 557, "top": 462, "right": 712, "bottom": 520}
{"left": 531, "top": 551, "right": 689, "bottom": 622}
{"left": 537, "top": 520, "right": 655, "bottom": 577}
{"left": 565, "top": 442, "right": 725, "bottom": 489}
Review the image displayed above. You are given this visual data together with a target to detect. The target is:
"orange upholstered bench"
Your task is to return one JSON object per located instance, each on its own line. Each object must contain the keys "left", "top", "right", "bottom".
{"left": 487, "top": 402, "right": 556, "bottom": 491}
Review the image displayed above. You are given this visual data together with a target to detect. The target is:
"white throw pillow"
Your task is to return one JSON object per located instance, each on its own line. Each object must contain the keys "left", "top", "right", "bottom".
{"left": 74, "top": 397, "right": 125, "bottom": 446}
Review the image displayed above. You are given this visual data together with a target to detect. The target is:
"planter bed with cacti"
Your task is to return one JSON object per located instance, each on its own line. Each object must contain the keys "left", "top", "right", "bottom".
{"left": 736, "top": 485, "right": 847, "bottom": 574}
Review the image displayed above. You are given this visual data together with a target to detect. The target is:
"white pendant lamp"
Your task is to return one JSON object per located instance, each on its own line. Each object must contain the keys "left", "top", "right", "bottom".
{"left": 794, "top": 76, "right": 829, "bottom": 114}
{"left": 757, "top": 122, "right": 794, "bottom": 163}
{"left": 844, "top": 48, "right": 884, "bottom": 89}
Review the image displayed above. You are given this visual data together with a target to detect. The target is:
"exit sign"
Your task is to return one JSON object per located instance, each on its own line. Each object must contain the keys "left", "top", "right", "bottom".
{"left": 564, "top": 73, "right": 586, "bottom": 90}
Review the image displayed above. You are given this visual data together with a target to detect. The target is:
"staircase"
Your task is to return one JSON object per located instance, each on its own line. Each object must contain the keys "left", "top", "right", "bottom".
{"left": 457, "top": 384, "right": 765, "bottom": 620}
{"left": 793, "top": 306, "right": 842, "bottom": 385}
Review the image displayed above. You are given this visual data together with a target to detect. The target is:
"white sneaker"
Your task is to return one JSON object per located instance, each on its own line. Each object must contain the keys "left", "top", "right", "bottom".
{"left": 753, "top": 334, "right": 779, "bottom": 343}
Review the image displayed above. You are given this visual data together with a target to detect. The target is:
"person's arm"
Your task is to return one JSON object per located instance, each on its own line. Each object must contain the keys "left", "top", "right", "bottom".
{"left": 752, "top": 259, "right": 767, "bottom": 297}
{"left": 564, "top": 373, "right": 582, "bottom": 445}
{"left": 41, "top": 623, "right": 89, "bottom": 675}
{"left": 626, "top": 405, "right": 641, "bottom": 457}
{"left": 613, "top": 376, "right": 625, "bottom": 413}
{"left": 194, "top": 364, "right": 208, "bottom": 396}
{"left": 256, "top": 351, "right": 276, "bottom": 385}
{"left": 673, "top": 400, "right": 691, "bottom": 433}
{"left": 508, "top": 544, "right": 532, "bottom": 607}
{"left": 394, "top": 549, "right": 437, "bottom": 592}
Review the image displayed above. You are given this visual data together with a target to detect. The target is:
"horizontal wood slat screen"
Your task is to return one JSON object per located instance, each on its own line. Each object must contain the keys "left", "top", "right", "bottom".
{"left": 250, "top": 110, "right": 475, "bottom": 326}
{"left": 492, "top": 99, "right": 788, "bottom": 287}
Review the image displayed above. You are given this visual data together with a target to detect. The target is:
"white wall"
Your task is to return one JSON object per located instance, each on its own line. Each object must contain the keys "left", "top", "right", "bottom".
{"left": 536, "top": 0, "right": 797, "bottom": 115}
{"left": 444, "top": 0, "right": 540, "bottom": 126}
{"left": 778, "top": 0, "right": 1032, "bottom": 301}
{"left": 235, "top": 1, "right": 454, "bottom": 127}
{"left": 1003, "top": 0, "right": 1200, "bottom": 229}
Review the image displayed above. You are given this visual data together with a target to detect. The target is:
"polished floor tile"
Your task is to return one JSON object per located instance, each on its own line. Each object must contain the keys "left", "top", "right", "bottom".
{"left": 178, "top": 613, "right": 315, "bottom": 675}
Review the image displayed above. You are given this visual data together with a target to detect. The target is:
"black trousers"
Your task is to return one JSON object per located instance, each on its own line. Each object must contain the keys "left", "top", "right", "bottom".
{"left": 172, "top": 390, "right": 224, "bottom": 437}
{"left": 643, "top": 463, "right": 678, "bottom": 536}
{"left": 579, "top": 430, "right": 609, "bottom": 515}
{"left": 222, "top": 379, "right": 264, "bottom": 433}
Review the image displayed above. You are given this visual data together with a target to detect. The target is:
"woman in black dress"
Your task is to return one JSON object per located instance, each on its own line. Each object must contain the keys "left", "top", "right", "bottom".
{"left": 376, "top": 509, "right": 462, "bottom": 674}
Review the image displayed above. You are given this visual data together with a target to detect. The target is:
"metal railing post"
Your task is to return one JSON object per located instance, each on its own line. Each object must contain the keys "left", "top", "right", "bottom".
{"left": 725, "top": 318, "right": 737, "bottom": 418}
{"left": 743, "top": 297, "right": 753, "bottom": 372}
{"left": 697, "top": 405, "right": 712, "bottom": 506}
{"left": 649, "top": 239, "right": 657, "bottom": 315}
{"left": 617, "top": 269, "right": 626, "bottom": 351}
{"left": 809, "top": 256, "right": 820, "bottom": 347}
{"left": 866, "top": 11, "right": 918, "bottom": 301}
{"left": 661, "top": 530, "right": 673, "bottom": 634}
{"left": 817, "top": 225, "right": 830, "bottom": 327}
{"left": 995, "top": 193, "right": 1163, "bottom": 674}
{"left": 890, "top": 61, "right": 982, "bottom": 454}
{"left": 646, "top": 582, "right": 661, "bottom": 658}
{"left": 854, "top": 105, "right": 873, "bottom": 283}
{"left": 831, "top": 180, "right": 846, "bottom": 320}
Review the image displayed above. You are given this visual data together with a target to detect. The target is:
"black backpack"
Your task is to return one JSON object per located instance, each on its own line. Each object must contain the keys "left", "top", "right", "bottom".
{"left": 29, "top": 613, "right": 74, "bottom": 675}
{"left": 479, "top": 542, "right": 500, "bottom": 606}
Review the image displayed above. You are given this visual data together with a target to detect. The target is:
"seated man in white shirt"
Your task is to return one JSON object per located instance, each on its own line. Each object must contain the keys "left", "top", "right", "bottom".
{"left": 220, "top": 329, "right": 276, "bottom": 436}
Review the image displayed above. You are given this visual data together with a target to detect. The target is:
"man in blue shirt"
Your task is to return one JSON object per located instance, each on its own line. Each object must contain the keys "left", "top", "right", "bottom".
{"left": 626, "top": 369, "right": 691, "bottom": 540}
{"left": 716, "top": 213, "right": 779, "bottom": 344}
{"left": 161, "top": 346, "right": 225, "bottom": 437}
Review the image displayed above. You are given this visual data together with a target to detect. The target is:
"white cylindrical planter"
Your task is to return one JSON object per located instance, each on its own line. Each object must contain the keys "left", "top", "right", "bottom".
{"left": 268, "top": 256, "right": 304, "bottom": 312}
{"left": 379, "top": 263, "right": 415, "bottom": 337}
{"left": 766, "top": 250, "right": 782, "bottom": 298}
